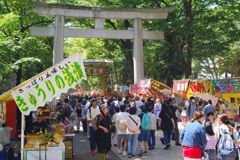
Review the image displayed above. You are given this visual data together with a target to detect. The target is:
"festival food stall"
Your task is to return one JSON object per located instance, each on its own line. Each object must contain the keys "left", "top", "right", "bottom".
{"left": 212, "top": 78, "right": 240, "bottom": 121}
{"left": 129, "top": 79, "right": 173, "bottom": 98}
{"left": 173, "top": 78, "right": 240, "bottom": 122}
{"left": 0, "top": 53, "right": 86, "bottom": 160}
{"left": 24, "top": 130, "right": 64, "bottom": 160}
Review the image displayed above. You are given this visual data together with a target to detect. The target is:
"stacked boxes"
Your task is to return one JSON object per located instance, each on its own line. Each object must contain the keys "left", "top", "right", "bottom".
{"left": 64, "top": 140, "right": 72, "bottom": 159}
{"left": 55, "top": 125, "right": 65, "bottom": 136}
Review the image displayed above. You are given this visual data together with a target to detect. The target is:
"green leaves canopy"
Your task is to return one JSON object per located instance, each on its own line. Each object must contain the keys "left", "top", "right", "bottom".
{"left": 0, "top": 0, "right": 239, "bottom": 91}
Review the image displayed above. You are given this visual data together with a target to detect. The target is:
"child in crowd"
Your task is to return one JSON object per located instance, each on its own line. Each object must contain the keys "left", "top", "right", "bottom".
{"left": 69, "top": 110, "right": 76, "bottom": 132}
{"left": 63, "top": 115, "right": 70, "bottom": 133}
{"left": 204, "top": 121, "right": 217, "bottom": 160}
{"left": 138, "top": 104, "right": 151, "bottom": 156}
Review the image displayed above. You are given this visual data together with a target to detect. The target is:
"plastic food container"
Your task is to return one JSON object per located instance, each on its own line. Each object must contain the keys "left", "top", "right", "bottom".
{"left": 0, "top": 127, "right": 12, "bottom": 145}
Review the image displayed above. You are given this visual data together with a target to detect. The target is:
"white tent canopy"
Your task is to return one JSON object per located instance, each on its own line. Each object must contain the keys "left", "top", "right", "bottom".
{"left": 191, "top": 93, "right": 218, "bottom": 106}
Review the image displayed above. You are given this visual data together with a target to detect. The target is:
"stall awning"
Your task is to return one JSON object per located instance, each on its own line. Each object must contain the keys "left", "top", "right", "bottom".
{"left": 0, "top": 53, "right": 86, "bottom": 115}
{"left": 0, "top": 92, "right": 13, "bottom": 102}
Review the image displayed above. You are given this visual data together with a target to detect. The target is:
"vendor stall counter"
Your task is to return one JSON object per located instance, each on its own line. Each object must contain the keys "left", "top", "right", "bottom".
{"left": 24, "top": 145, "right": 65, "bottom": 160}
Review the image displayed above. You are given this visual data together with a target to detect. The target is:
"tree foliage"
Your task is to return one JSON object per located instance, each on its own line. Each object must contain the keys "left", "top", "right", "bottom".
{"left": 0, "top": 0, "right": 53, "bottom": 92}
{"left": 0, "top": 0, "right": 239, "bottom": 92}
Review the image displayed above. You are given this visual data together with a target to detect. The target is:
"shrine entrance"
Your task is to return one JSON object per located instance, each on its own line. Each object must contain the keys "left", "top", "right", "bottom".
{"left": 30, "top": 3, "right": 174, "bottom": 84}
{"left": 82, "top": 59, "right": 113, "bottom": 96}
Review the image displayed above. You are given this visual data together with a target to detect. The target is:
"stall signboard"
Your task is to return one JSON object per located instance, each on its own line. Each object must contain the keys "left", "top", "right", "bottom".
{"left": 151, "top": 79, "right": 172, "bottom": 97}
{"left": 129, "top": 84, "right": 146, "bottom": 95}
{"left": 173, "top": 79, "right": 190, "bottom": 93}
{"left": 10, "top": 53, "right": 86, "bottom": 115}
{"left": 188, "top": 80, "right": 212, "bottom": 94}
{"left": 212, "top": 78, "right": 240, "bottom": 93}
{"left": 129, "top": 79, "right": 173, "bottom": 97}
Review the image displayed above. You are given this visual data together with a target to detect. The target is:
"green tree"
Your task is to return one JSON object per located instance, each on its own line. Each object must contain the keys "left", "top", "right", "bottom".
{"left": 0, "top": 0, "right": 53, "bottom": 90}
{"left": 1, "top": 0, "right": 239, "bottom": 91}
{"left": 192, "top": 1, "right": 240, "bottom": 79}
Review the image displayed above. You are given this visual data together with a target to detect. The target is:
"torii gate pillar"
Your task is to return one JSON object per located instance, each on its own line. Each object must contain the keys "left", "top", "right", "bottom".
{"left": 53, "top": 15, "right": 64, "bottom": 65}
{"left": 133, "top": 18, "right": 144, "bottom": 84}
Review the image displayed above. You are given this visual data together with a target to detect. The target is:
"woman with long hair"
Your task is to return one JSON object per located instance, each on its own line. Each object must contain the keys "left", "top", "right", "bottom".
{"left": 96, "top": 104, "right": 112, "bottom": 160}
{"left": 181, "top": 111, "right": 207, "bottom": 160}
{"left": 204, "top": 121, "right": 217, "bottom": 160}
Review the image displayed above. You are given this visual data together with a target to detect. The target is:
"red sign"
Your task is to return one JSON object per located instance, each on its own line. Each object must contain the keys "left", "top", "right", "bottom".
{"left": 189, "top": 80, "right": 211, "bottom": 93}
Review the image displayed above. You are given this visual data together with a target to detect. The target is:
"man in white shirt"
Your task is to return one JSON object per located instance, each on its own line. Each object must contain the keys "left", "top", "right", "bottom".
{"left": 116, "top": 105, "right": 129, "bottom": 156}
{"left": 85, "top": 100, "right": 91, "bottom": 110}
{"left": 86, "top": 98, "right": 100, "bottom": 156}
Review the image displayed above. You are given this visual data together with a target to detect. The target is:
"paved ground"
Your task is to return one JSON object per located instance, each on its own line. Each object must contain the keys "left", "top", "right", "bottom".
{"left": 111, "top": 123, "right": 184, "bottom": 160}
{"left": 72, "top": 131, "right": 120, "bottom": 160}
{"left": 11, "top": 122, "right": 185, "bottom": 160}
{"left": 72, "top": 122, "right": 184, "bottom": 160}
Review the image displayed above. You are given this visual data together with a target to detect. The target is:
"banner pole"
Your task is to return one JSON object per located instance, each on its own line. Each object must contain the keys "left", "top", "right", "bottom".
{"left": 21, "top": 113, "right": 25, "bottom": 160}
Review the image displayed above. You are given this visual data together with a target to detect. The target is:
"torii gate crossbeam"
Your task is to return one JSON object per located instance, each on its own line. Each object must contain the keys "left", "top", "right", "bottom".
{"left": 30, "top": 3, "right": 174, "bottom": 84}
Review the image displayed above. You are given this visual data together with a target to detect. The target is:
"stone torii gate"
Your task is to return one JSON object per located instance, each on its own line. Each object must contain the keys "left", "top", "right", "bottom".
{"left": 30, "top": 3, "right": 174, "bottom": 84}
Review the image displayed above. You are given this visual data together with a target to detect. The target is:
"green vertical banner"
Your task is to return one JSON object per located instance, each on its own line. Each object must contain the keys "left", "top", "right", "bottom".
{"left": 11, "top": 53, "right": 86, "bottom": 115}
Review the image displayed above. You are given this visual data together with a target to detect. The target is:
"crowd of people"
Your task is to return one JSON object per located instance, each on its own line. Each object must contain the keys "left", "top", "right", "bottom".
{"left": 50, "top": 95, "right": 183, "bottom": 160}
{"left": 182, "top": 96, "right": 240, "bottom": 160}
{"left": 31, "top": 94, "right": 240, "bottom": 160}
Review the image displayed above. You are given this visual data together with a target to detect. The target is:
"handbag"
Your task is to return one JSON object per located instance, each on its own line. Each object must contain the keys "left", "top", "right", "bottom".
{"left": 111, "top": 125, "right": 116, "bottom": 133}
